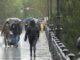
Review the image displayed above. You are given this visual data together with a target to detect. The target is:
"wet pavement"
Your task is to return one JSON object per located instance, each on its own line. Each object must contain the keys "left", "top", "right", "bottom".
{"left": 0, "top": 31, "right": 52, "bottom": 60}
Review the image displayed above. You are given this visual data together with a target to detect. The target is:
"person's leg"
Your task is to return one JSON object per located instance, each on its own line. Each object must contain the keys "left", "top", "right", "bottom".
{"left": 4, "top": 35, "right": 7, "bottom": 47}
{"left": 33, "top": 39, "right": 37, "bottom": 60}
{"left": 34, "top": 45, "right": 36, "bottom": 60}
{"left": 29, "top": 39, "right": 33, "bottom": 60}
{"left": 13, "top": 35, "right": 16, "bottom": 46}
{"left": 13, "top": 35, "right": 18, "bottom": 47}
{"left": 7, "top": 34, "right": 10, "bottom": 46}
{"left": 15, "top": 35, "right": 19, "bottom": 47}
{"left": 30, "top": 44, "right": 32, "bottom": 60}
{"left": 18, "top": 36, "right": 20, "bottom": 41}
{"left": 37, "top": 32, "right": 40, "bottom": 40}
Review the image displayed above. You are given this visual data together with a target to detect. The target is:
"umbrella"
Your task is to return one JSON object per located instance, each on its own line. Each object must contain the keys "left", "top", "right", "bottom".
{"left": 6, "top": 18, "right": 22, "bottom": 25}
{"left": 23, "top": 18, "right": 34, "bottom": 23}
{"left": 6, "top": 18, "right": 22, "bottom": 21}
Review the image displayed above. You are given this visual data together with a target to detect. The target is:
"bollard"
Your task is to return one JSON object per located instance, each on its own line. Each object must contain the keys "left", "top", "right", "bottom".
{"left": 56, "top": 41, "right": 61, "bottom": 44}
{"left": 53, "top": 36, "right": 57, "bottom": 39}
{"left": 55, "top": 39, "right": 59, "bottom": 41}
{"left": 63, "top": 49, "right": 68, "bottom": 55}
{"left": 68, "top": 53, "right": 75, "bottom": 60}
{"left": 49, "top": 24, "right": 54, "bottom": 31}
{"left": 59, "top": 45, "right": 65, "bottom": 50}
{"left": 58, "top": 43, "right": 63, "bottom": 46}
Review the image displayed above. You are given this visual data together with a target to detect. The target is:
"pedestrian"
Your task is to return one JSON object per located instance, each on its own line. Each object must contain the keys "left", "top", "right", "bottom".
{"left": 36, "top": 21, "right": 41, "bottom": 40}
{"left": 24, "top": 20, "right": 39, "bottom": 60}
{"left": 11, "top": 20, "right": 22, "bottom": 48}
{"left": 25, "top": 24, "right": 28, "bottom": 30}
{"left": 1, "top": 21, "right": 10, "bottom": 47}
{"left": 40, "top": 21, "right": 44, "bottom": 32}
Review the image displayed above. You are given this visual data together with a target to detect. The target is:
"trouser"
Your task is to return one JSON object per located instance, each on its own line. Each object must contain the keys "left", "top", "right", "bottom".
{"left": 13, "top": 34, "right": 20, "bottom": 46}
{"left": 4, "top": 34, "right": 9, "bottom": 46}
{"left": 29, "top": 37, "right": 38, "bottom": 60}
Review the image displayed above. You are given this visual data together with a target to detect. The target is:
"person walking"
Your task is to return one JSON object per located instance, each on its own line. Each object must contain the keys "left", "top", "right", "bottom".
{"left": 40, "top": 21, "right": 44, "bottom": 32}
{"left": 11, "top": 20, "right": 22, "bottom": 48}
{"left": 1, "top": 21, "right": 10, "bottom": 47}
{"left": 24, "top": 20, "right": 39, "bottom": 60}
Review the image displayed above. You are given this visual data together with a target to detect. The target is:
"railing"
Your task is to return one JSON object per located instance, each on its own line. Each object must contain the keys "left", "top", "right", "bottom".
{"left": 45, "top": 25, "right": 80, "bottom": 60}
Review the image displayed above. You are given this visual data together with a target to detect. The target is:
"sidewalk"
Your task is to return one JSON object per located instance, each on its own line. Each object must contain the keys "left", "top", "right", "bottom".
{"left": 0, "top": 31, "right": 52, "bottom": 60}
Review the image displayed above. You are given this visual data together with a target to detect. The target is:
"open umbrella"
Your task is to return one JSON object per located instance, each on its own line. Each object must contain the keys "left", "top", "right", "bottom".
{"left": 6, "top": 18, "right": 22, "bottom": 21}
{"left": 23, "top": 18, "right": 34, "bottom": 23}
{"left": 6, "top": 18, "right": 22, "bottom": 25}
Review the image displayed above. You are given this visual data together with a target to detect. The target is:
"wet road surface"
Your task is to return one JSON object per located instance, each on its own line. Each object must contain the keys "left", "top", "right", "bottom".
{"left": 0, "top": 31, "right": 52, "bottom": 60}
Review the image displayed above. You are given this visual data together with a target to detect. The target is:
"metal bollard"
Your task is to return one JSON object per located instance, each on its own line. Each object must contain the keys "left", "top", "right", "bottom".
{"left": 53, "top": 36, "right": 57, "bottom": 39}
{"left": 68, "top": 53, "right": 75, "bottom": 60}
{"left": 56, "top": 41, "right": 61, "bottom": 44}
{"left": 63, "top": 49, "right": 68, "bottom": 55}
{"left": 58, "top": 43, "right": 63, "bottom": 46}
{"left": 59, "top": 45, "right": 65, "bottom": 50}
{"left": 55, "top": 38, "right": 59, "bottom": 41}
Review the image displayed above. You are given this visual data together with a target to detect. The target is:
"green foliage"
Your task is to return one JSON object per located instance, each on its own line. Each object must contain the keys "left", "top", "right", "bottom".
{"left": 59, "top": 0, "right": 80, "bottom": 58}
{"left": 0, "top": 1, "right": 79, "bottom": 59}
{"left": 0, "top": 0, "right": 49, "bottom": 25}
{"left": 0, "top": 0, "right": 23, "bottom": 25}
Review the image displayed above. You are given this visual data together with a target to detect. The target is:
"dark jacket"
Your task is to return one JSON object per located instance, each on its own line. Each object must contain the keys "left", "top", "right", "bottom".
{"left": 36, "top": 22, "right": 41, "bottom": 31}
{"left": 24, "top": 21, "right": 39, "bottom": 43}
{"left": 25, "top": 24, "right": 28, "bottom": 30}
{"left": 11, "top": 23, "right": 22, "bottom": 35}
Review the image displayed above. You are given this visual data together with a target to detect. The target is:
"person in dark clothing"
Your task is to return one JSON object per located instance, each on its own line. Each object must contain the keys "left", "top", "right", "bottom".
{"left": 35, "top": 21, "right": 41, "bottom": 40}
{"left": 24, "top": 20, "right": 39, "bottom": 60}
{"left": 11, "top": 20, "right": 22, "bottom": 47}
{"left": 25, "top": 24, "right": 28, "bottom": 30}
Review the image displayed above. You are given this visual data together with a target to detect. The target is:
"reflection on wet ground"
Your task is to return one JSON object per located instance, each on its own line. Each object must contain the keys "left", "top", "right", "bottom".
{"left": 0, "top": 48, "right": 21, "bottom": 60}
{"left": 0, "top": 31, "right": 52, "bottom": 60}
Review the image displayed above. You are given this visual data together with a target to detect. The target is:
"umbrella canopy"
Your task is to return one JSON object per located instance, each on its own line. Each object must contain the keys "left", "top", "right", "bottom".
{"left": 6, "top": 18, "right": 22, "bottom": 21}
{"left": 6, "top": 18, "right": 22, "bottom": 25}
{"left": 23, "top": 18, "right": 34, "bottom": 23}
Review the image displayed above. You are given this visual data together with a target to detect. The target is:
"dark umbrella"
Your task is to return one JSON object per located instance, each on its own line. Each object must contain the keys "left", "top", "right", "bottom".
{"left": 23, "top": 18, "right": 34, "bottom": 23}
